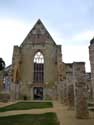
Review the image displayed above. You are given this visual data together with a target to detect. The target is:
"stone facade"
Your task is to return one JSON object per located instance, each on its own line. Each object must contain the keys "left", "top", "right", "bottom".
{"left": 0, "top": 65, "right": 12, "bottom": 102}
{"left": 89, "top": 38, "right": 94, "bottom": 100}
{"left": 0, "top": 70, "right": 4, "bottom": 92}
{"left": 58, "top": 62, "right": 91, "bottom": 112}
{"left": 57, "top": 63, "right": 74, "bottom": 106}
{"left": 11, "top": 19, "right": 62, "bottom": 100}
{"left": 85, "top": 73, "right": 92, "bottom": 100}
{"left": 73, "top": 62, "right": 89, "bottom": 118}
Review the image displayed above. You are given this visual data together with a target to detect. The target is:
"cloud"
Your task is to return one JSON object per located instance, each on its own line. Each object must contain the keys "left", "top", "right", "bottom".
{"left": 63, "top": 45, "right": 90, "bottom": 72}
{"left": 49, "top": 30, "right": 94, "bottom": 47}
{"left": 59, "top": 30, "right": 93, "bottom": 72}
{"left": 43, "top": 28, "right": 91, "bottom": 72}
{"left": 71, "top": 30, "right": 94, "bottom": 44}
{"left": 0, "top": 19, "right": 31, "bottom": 66}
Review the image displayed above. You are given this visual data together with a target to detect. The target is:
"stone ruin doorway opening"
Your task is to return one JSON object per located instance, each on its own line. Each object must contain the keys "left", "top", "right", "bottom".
{"left": 33, "top": 87, "right": 43, "bottom": 100}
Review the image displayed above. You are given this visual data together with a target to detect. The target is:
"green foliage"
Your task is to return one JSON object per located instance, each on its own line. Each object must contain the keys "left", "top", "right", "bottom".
{"left": 88, "top": 102, "right": 94, "bottom": 107}
{"left": 0, "top": 58, "right": 5, "bottom": 71}
{"left": 0, "top": 102, "right": 53, "bottom": 112}
{"left": 88, "top": 102, "right": 94, "bottom": 112}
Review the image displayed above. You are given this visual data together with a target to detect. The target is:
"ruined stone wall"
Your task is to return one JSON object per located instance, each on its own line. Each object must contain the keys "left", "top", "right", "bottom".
{"left": 85, "top": 73, "right": 92, "bottom": 100}
{"left": 0, "top": 70, "right": 4, "bottom": 91}
{"left": 11, "top": 20, "right": 62, "bottom": 100}
{"left": 56, "top": 62, "right": 74, "bottom": 107}
{"left": 19, "top": 41, "right": 59, "bottom": 99}
{"left": 11, "top": 46, "right": 21, "bottom": 100}
{"left": 89, "top": 39, "right": 94, "bottom": 100}
{"left": 12, "top": 46, "right": 21, "bottom": 82}
{"left": 57, "top": 45, "right": 62, "bottom": 81}
{"left": 58, "top": 62, "right": 89, "bottom": 113}
{"left": 0, "top": 66, "right": 12, "bottom": 102}
{"left": 73, "top": 62, "right": 89, "bottom": 119}
{"left": 64, "top": 63, "right": 74, "bottom": 107}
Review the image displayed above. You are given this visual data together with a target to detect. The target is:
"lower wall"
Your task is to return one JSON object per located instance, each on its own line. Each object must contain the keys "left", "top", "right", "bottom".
{"left": 10, "top": 83, "right": 58, "bottom": 101}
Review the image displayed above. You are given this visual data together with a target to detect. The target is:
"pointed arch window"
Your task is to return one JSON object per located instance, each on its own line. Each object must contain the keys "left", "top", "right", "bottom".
{"left": 33, "top": 52, "right": 44, "bottom": 83}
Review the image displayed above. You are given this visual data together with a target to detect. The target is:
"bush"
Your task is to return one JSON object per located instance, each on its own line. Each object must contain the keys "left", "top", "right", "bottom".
{"left": 23, "top": 95, "right": 27, "bottom": 100}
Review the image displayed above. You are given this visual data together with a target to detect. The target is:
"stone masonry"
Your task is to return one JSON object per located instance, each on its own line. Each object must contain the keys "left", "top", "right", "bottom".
{"left": 11, "top": 19, "right": 62, "bottom": 100}
{"left": 89, "top": 38, "right": 94, "bottom": 100}
{"left": 73, "top": 62, "right": 89, "bottom": 119}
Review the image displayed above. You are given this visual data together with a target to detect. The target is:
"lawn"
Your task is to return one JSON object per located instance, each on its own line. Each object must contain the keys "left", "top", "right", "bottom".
{"left": 0, "top": 112, "right": 59, "bottom": 125}
{"left": 88, "top": 102, "right": 94, "bottom": 112}
{"left": 0, "top": 102, "right": 53, "bottom": 112}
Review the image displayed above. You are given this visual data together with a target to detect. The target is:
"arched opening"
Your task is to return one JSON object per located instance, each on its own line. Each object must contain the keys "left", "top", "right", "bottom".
{"left": 33, "top": 51, "right": 44, "bottom": 83}
{"left": 33, "top": 51, "right": 44, "bottom": 100}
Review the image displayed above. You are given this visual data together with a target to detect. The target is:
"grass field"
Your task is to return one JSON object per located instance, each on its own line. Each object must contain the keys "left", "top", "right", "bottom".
{"left": 0, "top": 102, "right": 53, "bottom": 112}
{"left": 88, "top": 102, "right": 94, "bottom": 112}
{"left": 0, "top": 112, "right": 59, "bottom": 125}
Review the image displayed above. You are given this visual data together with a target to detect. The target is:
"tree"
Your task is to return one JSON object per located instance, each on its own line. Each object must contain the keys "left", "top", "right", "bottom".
{"left": 0, "top": 58, "right": 5, "bottom": 71}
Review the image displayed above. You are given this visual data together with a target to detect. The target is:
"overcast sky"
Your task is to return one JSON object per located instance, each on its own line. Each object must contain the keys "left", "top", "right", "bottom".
{"left": 0, "top": 0, "right": 94, "bottom": 72}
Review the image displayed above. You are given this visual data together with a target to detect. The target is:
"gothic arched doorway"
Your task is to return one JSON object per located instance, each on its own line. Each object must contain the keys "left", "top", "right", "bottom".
{"left": 33, "top": 51, "right": 44, "bottom": 100}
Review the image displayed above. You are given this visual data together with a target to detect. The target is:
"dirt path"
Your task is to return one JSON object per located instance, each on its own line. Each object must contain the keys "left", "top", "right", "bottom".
{"left": 53, "top": 101, "right": 64, "bottom": 125}
{"left": 0, "top": 108, "right": 55, "bottom": 117}
{"left": 0, "top": 101, "right": 18, "bottom": 107}
{"left": 53, "top": 101, "right": 94, "bottom": 125}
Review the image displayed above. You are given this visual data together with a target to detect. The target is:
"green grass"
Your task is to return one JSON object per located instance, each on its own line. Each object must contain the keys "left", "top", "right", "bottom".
{"left": 0, "top": 102, "right": 53, "bottom": 112}
{"left": 89, "top": 108, "right": 94, "bottom": 112}
{"left": 0, "top": 112, "right": 59, "bottom": 125}
{"left": 88, "top": 102, "right": 94, "bottom": 107}
{"left": 88, "top": 102, "right": 94, "bottom": 112}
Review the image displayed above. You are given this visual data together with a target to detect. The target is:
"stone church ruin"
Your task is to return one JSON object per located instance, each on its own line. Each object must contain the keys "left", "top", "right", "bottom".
{"left": 0, "top": 19, "right": 94, "bottom": 119}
